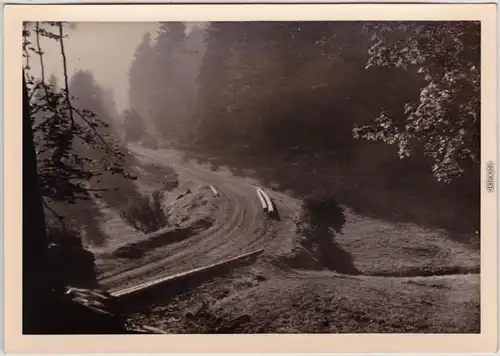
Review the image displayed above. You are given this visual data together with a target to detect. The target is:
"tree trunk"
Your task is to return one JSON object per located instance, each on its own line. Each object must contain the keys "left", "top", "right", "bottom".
{"left": 23, "top": 72, "right": 50, "bottom": 333}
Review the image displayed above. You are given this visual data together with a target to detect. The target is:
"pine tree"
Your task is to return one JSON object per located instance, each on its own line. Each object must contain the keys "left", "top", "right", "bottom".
{"left": 150, "top": 22, "right": 188, "bottom": 140}
{"left": 128, "top": 31, "right": 155, "bottom": 129}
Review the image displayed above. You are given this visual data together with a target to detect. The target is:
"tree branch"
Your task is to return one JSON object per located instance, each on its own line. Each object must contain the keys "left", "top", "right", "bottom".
{"left": 71, "top": 107, "right": 117, "bottom": 155}
{"left": 42, "top": 198, "right": 65, "bottom": 228}
{"left": 34, "top": 23, "right": 52, "bottom": 105}
{"left": 57, "top": 22, "right": 76, "bottom": 129}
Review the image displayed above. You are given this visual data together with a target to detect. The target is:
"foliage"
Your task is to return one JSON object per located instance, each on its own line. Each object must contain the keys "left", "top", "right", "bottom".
{"left": 193, "top": 22, "right": 419, "bottom": 154}
{"left": 299, "top": 190, "right": 347, "bottom": 237}
{"left": 46, "top": 218, "right": 98, "bottom": 290}
{"left": 185, "top": 21, "right": 479, "bottom": 232}
{"left": 296, "top": 190, "right": 351, "bottom": 272}
{"left": 353, "top": 21, "right": 480, "bottom": 183}
{"left": 22, "top": 21, "right": 135, "bottom": 207}
{"left": 119, "top": 190, "right": 170, "bottom": 234}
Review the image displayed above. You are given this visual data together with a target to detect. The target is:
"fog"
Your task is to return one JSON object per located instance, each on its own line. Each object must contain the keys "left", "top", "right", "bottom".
{"left": 22, "top": 20, "right": 482, "bottom": 336}
{"left": 28, "top": 22, "right": 204, "bottom": 111}
{"left": 25, "top": 21, "right": 480, "bottom": 242}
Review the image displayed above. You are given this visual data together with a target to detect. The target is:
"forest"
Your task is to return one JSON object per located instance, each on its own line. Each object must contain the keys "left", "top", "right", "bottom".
{"left": 126, "top": 21, "right": 480, "bottom": 235}
{"left": 22, "top": 20, "right": 481, "bottom": 334}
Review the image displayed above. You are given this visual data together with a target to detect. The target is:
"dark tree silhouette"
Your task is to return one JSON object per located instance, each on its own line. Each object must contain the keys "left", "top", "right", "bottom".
{"left": 23, "top": 72, "right": 50, "bottom": 334}
{"left": 189, "top": 21, "right": 479, "bottom": 234}
{"left": 297, "top": 191, "right": 358, "bottom": 274}
{"left": 194, "top": 22, "right": 418, "bottom": 153}
{"left": 22, "top": 21, "right": 130, "bottom": 334}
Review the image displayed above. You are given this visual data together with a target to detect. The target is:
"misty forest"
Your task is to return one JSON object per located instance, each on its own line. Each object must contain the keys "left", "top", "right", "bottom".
{"left": 22, "top": 21, "right": 480, "bottom": 334}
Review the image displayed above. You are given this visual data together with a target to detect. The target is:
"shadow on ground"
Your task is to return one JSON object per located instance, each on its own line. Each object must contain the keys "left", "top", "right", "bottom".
{"left": 112, "top": 218, "right": 213, "bottom": 259}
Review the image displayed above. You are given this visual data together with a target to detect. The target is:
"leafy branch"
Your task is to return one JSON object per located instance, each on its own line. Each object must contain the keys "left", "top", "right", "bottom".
{"left": 23, "top": 21, "right": 135, "bottom": 210}
{"left": 354, "top": 21, "right": 480, "bottom": 183}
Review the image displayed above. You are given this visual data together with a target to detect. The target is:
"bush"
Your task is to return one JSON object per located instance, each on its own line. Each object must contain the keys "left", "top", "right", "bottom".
{"left": 45, "top": 218, "right": 98, "bottom": 290}
{"left": 119, "top": 190, "right": 170, "bottom": 234}
{"left": 299, "top": 190, "right": 347, "bottom": 235}
{"left": 296, "top": 190, "right": 359, "bottom": 274}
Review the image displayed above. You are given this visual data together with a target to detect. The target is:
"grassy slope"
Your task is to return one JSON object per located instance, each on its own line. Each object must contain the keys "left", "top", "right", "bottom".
{"left": 336, "top": 207, "right": 479, "bottom": 276}
{"left": 125, "top": 168, "right": 480, "bottom": 333}
{"left": 127, "top": 263, "right": 479, "bottom": 333}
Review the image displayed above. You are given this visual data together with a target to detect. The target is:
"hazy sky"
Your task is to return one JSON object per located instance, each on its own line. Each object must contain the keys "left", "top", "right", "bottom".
{"left": 27, "top": 22, "right": 169, "bottom": 112}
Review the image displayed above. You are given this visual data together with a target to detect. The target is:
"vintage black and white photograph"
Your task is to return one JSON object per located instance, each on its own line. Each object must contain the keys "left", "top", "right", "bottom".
{"left": 20, "top": 16, "right": 485, "bottom": 337}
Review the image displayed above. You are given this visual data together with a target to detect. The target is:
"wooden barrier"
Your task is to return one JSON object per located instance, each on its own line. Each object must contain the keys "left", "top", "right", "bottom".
{"left": 256, "top": 188, "right": 268, "bottom": 212}
{"left": 113, "top": 248, "right": 265, "bottom": 313}
{"left": 209, "top": 184, "right": 220, "bottom": 198}
{"left": 257, "top": 187, "right": 274, "bottom": 214}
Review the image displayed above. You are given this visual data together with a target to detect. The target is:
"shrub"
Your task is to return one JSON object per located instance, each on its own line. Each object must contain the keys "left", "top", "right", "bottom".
{"left": 45, "top": 218, "right": 98, "bottom": 290}
{"left": 119, "top": 190, "right": 170, "bottom": 234}
{"left": 296, "top": 190, "right": 358, "bottom": 274}
{"left": 299, "top": 190, "right": 347, "bottom": 236}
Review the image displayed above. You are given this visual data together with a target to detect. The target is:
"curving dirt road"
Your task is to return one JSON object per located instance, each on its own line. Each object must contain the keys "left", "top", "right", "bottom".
{"left": 99, "top": 144, "right": 275, "bottom": 293}
{"left": 100, "top": 144, "right": 480, "bottom": 292}
{"left": 101, "top": 145, "right": 479, "bottom": 333}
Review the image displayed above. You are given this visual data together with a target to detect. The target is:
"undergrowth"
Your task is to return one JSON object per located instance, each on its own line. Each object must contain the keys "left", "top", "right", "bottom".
{"left": 45, "top": 217, "right": 98, "bottom": 290}
{"left": 119, "top": 190, "right": 170, "bottom": 234}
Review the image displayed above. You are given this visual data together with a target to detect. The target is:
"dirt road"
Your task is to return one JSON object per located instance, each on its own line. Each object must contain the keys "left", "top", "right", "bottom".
{"left": 99, "top": 144, "right": 275, "bottom": 292}
{"left": 100, "top": 144, "right": 480, "bottom": 289}
{"left": 99, "top": 145, "right": 479, "bottom": 333}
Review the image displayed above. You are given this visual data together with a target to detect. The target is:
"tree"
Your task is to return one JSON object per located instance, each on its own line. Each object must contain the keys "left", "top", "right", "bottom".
{"left": 68, "top": 69, "right": 120, "bottom": 149}
{"left": 23, "top": 72, "right": 51, "bottom": 333}
{"left": 46, "top": 217, "right": 98, "bottom": 290}
{"left": 22, "top": 22, "right": 144, "bottom": 335}
{"left": 123, "top": 108, "right": 146, "bottom": 142}
{"left": 23, "top": 22, "right": 134, "bottom": 207}
{"left": 128, "top": 24, "right": 206, "bottom": 143}
{"left": 297, "top": 190, "right": 357, "bottom": 274}
{"left": 299, "top": 191, "right": 347, "bottom": 239}
{"left": 150, "top": 22, "right": 187, "bottom": 140}
{"left": 128, "top": 32, "right": 156, "bottom": 123}
{"left": 195, "top": 22, "right": 380, "bottom": 153}
{"left": 194, "top": 22, "right": 241, "bottom": 144}
{"left": 190, "top": 21, "right": 478, "bottom": 234}
{"left": 23, "top": 22, "right": 140, "bottom": 245}
{"left": 353, "top": 21, "right": 480, "bottom": 183}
